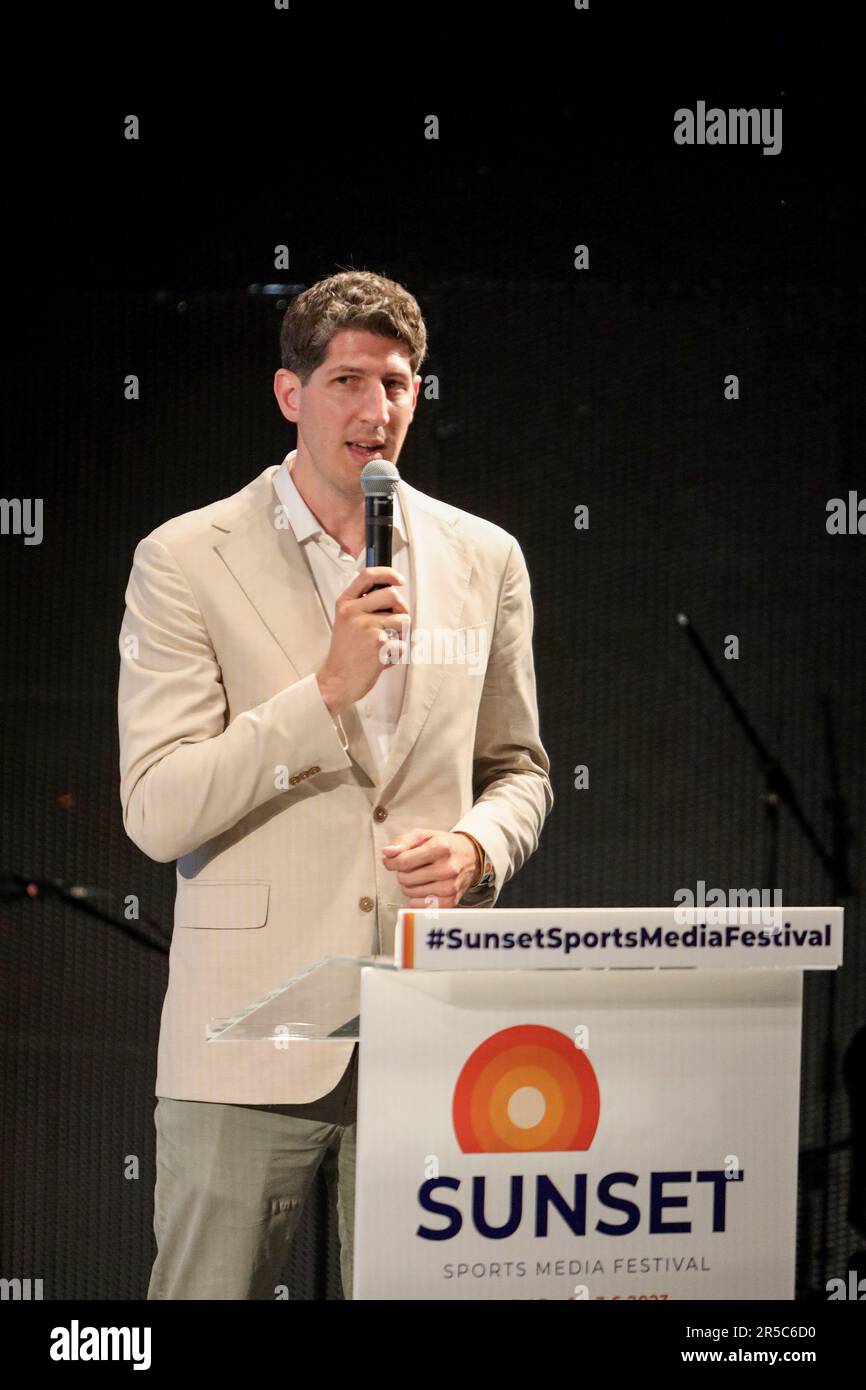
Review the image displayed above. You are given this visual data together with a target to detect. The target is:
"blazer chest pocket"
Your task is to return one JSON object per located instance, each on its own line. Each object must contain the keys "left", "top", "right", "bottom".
{"left": 175, "top": 880, "right": 270, "bottom": 930}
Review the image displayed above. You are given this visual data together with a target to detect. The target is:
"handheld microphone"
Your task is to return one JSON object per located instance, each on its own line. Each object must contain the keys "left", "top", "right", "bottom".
{"left": 360, "top": 460, "right": 400, "bottom": 590}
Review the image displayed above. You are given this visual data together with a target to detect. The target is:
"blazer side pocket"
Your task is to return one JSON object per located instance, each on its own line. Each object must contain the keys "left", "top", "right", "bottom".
{"left": 175, "top": 880, "right": 270, "bottom": 930}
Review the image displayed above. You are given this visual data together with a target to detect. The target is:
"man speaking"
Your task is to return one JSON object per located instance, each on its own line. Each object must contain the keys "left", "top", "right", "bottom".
{"left": 117, "top": 269, "right": 553, "bottom": 1300}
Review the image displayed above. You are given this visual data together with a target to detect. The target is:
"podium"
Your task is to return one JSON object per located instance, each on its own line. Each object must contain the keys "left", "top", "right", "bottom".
{"left": 208, "top": 906, "right": 843, "bottom": 1301}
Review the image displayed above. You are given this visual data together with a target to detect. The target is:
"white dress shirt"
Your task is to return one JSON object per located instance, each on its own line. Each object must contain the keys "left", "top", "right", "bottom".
{"left": 272, "top": 449, "right": 411, "bottom": 783}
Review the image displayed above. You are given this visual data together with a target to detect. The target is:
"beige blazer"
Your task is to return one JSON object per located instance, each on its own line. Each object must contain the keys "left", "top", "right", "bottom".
{"left": 117, "top": 463, "right": 553, "bottom": 1103}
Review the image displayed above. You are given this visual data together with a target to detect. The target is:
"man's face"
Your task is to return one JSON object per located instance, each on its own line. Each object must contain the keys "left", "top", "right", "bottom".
{"left": 274, "top": 328, "right": 421, "bottom": 500}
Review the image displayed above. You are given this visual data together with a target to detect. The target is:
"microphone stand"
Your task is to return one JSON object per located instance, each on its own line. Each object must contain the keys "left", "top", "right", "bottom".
{"left": 676, "top": 614, "right": 855, "bottom": 1295}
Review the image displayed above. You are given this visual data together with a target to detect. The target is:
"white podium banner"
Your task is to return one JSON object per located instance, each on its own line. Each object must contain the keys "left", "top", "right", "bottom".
{"left": 354, "top": 967, "right": 802, "bottom": 1301}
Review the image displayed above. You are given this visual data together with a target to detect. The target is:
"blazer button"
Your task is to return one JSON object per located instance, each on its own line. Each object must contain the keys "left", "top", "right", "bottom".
{"left": 359, "top": 896, "right": 375, "bottom": 912}
{"left": 373, "top": 805, "right": 388, "bottom": 821}
{"left": 309, "top": 766, "right": 320, "bottom": 775}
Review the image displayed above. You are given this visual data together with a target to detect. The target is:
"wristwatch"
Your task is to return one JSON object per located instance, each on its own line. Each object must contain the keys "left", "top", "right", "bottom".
{"left": 477, "top": 856, "right": 495, "bottom": 888}
{"left": 457, "top": 832, "right": 495, "bottom": 889}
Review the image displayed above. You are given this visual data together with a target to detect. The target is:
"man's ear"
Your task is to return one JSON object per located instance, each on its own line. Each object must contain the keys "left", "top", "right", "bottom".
{"left": 274, "top": 368, "right": 301, "bottom": 424}
{"left": 412, "top": 373, "right": 422, "bottom": 410}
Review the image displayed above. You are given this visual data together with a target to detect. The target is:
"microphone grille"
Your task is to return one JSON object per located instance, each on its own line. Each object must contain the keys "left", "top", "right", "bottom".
{"left": 360, "top": 459, "right": 400, "bottom": 497}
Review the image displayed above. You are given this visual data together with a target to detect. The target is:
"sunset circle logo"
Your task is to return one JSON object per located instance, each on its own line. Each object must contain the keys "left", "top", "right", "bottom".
{"left": 452, "top": 1024, "right": 600, "bottom": 1153}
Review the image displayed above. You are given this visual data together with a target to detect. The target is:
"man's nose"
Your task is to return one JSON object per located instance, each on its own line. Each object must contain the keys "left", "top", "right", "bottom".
{"left": 358, "top": 383, "right": 390, "bottom": 426}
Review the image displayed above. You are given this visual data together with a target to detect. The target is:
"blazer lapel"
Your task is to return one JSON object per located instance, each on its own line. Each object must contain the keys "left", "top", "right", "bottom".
{"left": 212, "top": 469, "right": 379, "bottom": 785}
{"left": 211, "top": 467, "right": 472, "bottom": 794}
{"left": 375, "top": 478, "right": 472, "bottom": 793}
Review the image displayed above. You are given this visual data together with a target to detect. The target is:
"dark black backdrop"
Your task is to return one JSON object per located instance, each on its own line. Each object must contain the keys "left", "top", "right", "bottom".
{"left": 1, "top": 39, "right": 864, "bottom": 1301}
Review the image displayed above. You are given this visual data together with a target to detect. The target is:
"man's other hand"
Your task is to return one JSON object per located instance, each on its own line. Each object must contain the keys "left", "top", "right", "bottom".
{"left": 381, "top": 829, "right": 480, "bottom": 908}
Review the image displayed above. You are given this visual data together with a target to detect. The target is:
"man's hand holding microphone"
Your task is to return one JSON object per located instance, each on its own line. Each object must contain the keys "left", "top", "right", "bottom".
{"left": 315, "top": 565, "right": 409, "bottom": 717}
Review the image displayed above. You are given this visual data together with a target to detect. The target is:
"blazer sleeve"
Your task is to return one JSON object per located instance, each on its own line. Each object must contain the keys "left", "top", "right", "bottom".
{"left": 451, "top": 537, "right": 554, "bottom": 904}
{"left": 117, "top": 534, "right": 352, "bottom": 863}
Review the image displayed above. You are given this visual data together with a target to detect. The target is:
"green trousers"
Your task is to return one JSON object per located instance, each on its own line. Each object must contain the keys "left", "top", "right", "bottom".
{"left": 147, "top": 1046, "right": 358, "bottom": 1300}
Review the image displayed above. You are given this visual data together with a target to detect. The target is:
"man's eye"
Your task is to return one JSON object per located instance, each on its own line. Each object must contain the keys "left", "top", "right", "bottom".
{"left": 334, "top": 376, "right": 405, "bottom": 388}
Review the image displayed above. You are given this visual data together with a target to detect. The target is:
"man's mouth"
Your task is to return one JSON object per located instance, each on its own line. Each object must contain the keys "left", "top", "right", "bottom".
{"left": 346, "top": 441, "right": 386, "bottom": 462}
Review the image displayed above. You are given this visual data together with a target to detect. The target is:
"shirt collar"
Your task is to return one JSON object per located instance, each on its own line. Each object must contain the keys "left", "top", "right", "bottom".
{"left": 273, "top": 449, "right": 408, "bottom": 550}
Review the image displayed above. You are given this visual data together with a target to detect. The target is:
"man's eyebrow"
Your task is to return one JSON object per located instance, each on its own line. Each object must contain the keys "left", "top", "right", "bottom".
{"left": 328, "top": 364, "right": 411, "bottom": 378}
